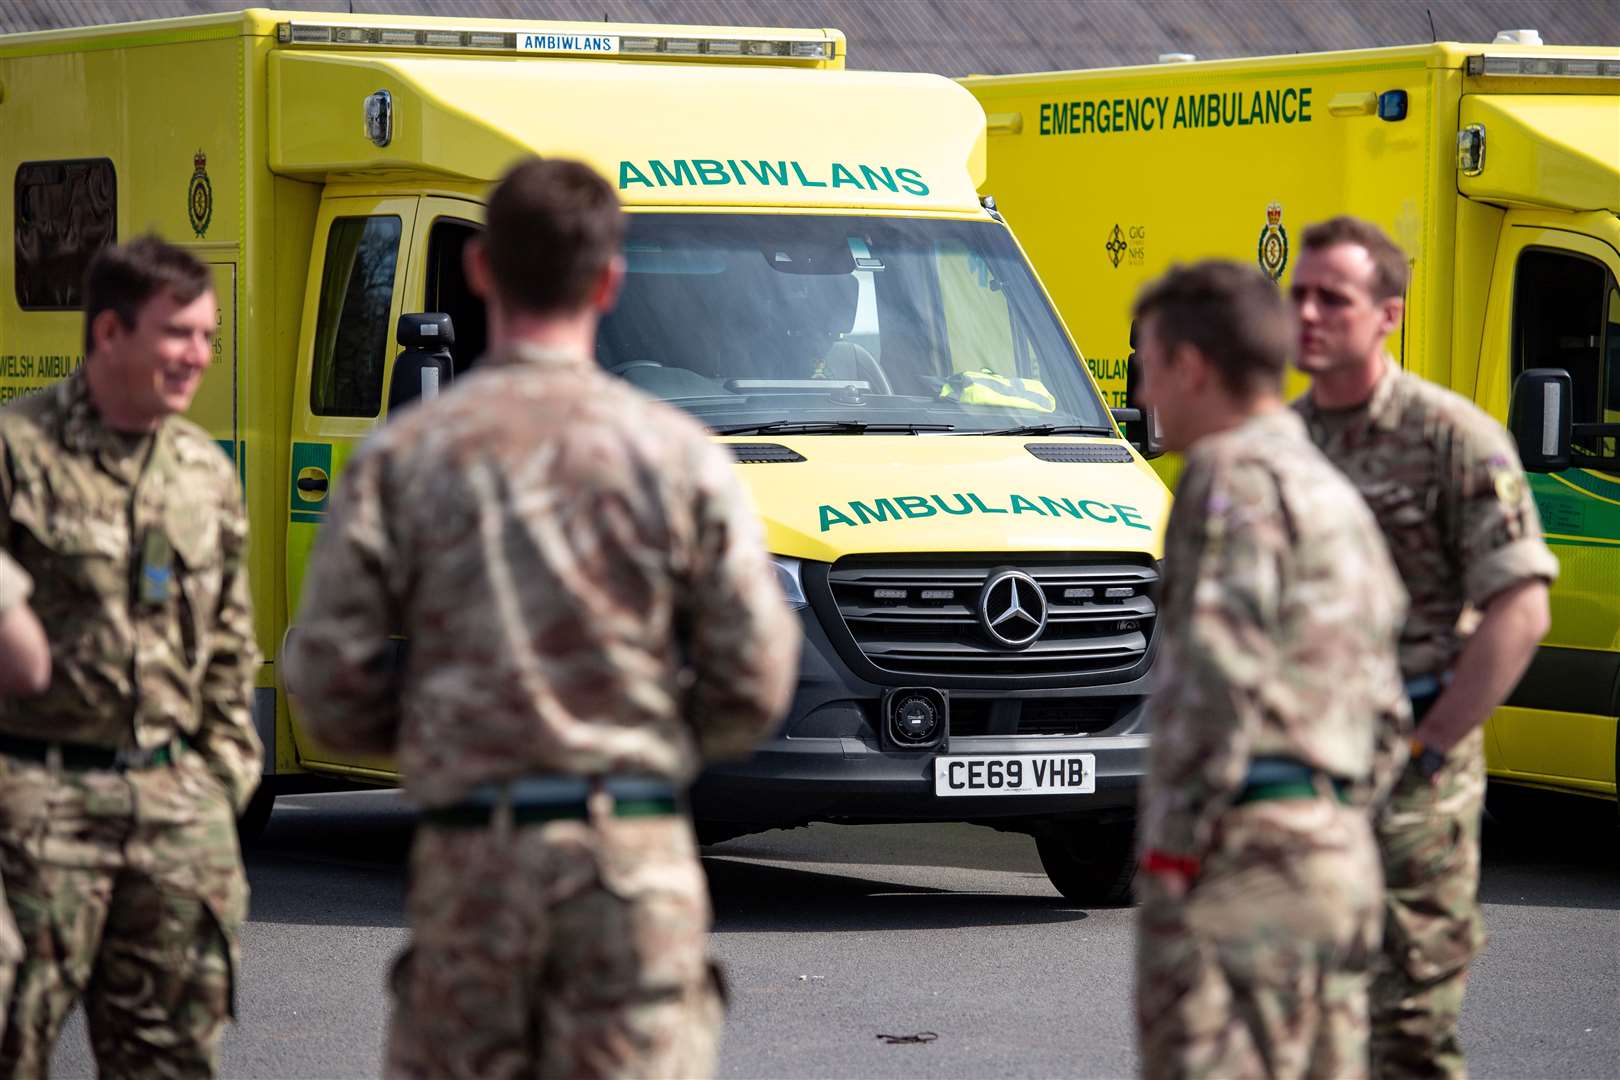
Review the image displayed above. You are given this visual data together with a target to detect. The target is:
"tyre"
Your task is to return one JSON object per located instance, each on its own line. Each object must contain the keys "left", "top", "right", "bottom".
{"left": 1035, "top": 819, "right": 1137, "bottom": 907}
{"left": 236, "top": 787, "right": 277, "bottom": 845}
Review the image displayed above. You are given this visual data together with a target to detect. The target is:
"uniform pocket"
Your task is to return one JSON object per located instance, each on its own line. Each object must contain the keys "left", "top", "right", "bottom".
{"left": 0, "top": 755, "right": 53, "bottom": 860}
{"left": 580, "top": 816, "right": 712, "bottom": 1000}
{"left": 196, "top": 895, "right": 239, "bottom": 1021}
{"left": 8, "top": 495, "right": 125, "bottom": 600}
{"left": 166, "top": 505, "right": 224, "bottom": 670}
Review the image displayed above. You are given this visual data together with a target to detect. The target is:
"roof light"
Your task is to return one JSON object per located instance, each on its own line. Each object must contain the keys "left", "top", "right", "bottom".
{"left": 282, "top": 23, "right": 333, "bottom": 43}
{"left": 1492, "top": 29, "right": 1543, "bottom": 46}
{"left": 276, "top": 21, "right": 835, "bottom": 61}
{"left": 1466, "top": 52, "right": 1620, "bottom": 78}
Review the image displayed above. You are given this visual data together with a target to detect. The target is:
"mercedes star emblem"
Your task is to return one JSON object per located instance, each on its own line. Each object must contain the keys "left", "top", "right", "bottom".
{"left": 978, "top": 569, "right": 1048, "bottom": 649}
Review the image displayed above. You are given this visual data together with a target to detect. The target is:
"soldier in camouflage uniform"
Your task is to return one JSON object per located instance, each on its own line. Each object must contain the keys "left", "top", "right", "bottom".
{"left": 1291, "top": 217, "right": 1557, "bottom": 1080}
{"left": 1132, "top": 261, "right": 1410, "bottom": 1079}
{"left": 285, "top": 158, "right": 799, "bottom": 1080}
{"left": 0, "top": 237, "right": 263, "bottom": 1078}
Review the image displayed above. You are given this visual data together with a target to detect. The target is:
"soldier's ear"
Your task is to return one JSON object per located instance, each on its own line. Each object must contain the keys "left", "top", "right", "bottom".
{"left": 1169, "top": 341, "right": 1210, "bottom": 393}
{"left": 591, "top": 255, "right": 626, "bottom": 315}
{"left": 1377, "top": 295, "right": 1405, "bottom": 338}
{"left": 88, "top": 308, "right": 128, "bottom": 357}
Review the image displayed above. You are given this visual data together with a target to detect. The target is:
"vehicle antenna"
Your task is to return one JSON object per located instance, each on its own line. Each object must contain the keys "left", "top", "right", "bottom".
{"left": 1426, "top": 8, "right": 1437, "bottom": 42}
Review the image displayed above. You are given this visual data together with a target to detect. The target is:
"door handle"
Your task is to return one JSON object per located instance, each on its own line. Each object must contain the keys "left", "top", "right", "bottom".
{"left": 296, "top": 476, "right": 328, "bottom": 493}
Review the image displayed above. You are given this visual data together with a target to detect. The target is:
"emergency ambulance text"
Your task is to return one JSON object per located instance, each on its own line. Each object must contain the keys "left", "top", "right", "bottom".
{"left": 1039, "top": 87, "right": 1313, "bottom": 136}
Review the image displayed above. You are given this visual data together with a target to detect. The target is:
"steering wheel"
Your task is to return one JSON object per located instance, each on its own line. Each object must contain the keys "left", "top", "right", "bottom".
{"left": 828, "top": 341, "right": 892, "bottom": 395}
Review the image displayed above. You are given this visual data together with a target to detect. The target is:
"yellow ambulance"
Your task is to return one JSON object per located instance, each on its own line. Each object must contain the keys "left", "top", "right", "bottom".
{"left": 0, "top": 8, "right": 1172, "bottom": 900}
{"left": 964, "top": 37, "right": 1620, "bottom": 807}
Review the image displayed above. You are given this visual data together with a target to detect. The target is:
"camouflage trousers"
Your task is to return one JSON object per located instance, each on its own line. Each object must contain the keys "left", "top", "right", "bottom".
{"left": 0, "top": 875, "right": 20, "bottom": 1046}
{"left": 1370, "top": 729, "right": 1487, "bottom": 1080}
{"left": 387, "top": 806, "right": 723, "bottom": 1080}
{"left": 0, "top": 750, "right": 247, "bottom": 1080}
{"left": 1136, "top": 797, "right": 1383, "bottom": 1080}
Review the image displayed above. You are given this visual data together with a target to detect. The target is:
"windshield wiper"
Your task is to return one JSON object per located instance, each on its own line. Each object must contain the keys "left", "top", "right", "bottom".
{"left": 712, "top": 420, "right": 955, "bottom": 436}
{"left": 962, "top": 423, "right": 1117, "bottom": 437}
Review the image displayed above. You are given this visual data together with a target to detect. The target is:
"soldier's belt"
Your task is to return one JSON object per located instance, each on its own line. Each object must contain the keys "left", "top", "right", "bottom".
{"left": 0, "top": 733, "right": 184, "bottom": 772}
{"left": 1233, "top": 757, "right": 1353, "bottom": 807}
{"left": 420, "top": 775, "right": 682, "bottom": 829}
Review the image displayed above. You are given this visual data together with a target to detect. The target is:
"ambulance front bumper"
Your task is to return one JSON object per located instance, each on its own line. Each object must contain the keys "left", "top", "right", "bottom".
{"left": 691, "top": 606, "right": 1151, "bottom": 830}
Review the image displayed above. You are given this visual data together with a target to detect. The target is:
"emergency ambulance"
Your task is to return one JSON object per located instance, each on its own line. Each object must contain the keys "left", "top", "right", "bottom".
{"left": 964, "top": 37, "right": 1620, "bottom": 808}
{"left": 0, "top": 9, "right": 1172, "bottom": 900}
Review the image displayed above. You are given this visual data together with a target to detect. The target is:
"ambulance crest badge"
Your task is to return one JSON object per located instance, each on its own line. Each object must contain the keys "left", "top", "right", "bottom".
{"left": 188, "top": 150, "right": 213, "bottom": 238}
{"left": 1104, "top": 224, "right": 1128, "bottom": 269}
{"left": 1257, "top": 201, "right": 1288, "bottom": 281}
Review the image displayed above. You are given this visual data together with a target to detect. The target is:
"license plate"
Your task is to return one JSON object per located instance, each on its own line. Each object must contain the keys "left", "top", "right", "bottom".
{"left": 933, "top": 753, "right": 1095, "bottom": 797}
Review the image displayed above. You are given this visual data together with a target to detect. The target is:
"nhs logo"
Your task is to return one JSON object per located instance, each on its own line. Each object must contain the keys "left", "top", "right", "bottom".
{"left": 518, "top": 31, "right": 620, "bottom": 54}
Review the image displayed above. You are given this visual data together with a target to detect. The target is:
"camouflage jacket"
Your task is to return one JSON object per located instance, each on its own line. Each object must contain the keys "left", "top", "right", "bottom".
{"left": 284, "top": 343, "right": 800, "bottom": 808}
{"left": 0, "top": 372, "right": 262, "bottom": 810}
{"left": 1297, "top": 361, "right": 1559, "bottom": 680}
{"left": 0, "top": 550, "right": 30, "bottom": 613}
{"left": 1142, "top": 408, "right": 1409, "bottom": 858}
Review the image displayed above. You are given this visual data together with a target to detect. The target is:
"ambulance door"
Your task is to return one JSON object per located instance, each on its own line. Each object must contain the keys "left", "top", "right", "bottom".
{"left": 285, "top": 195, "right": 417, "bottom": 778}
{"left": 401, "top": 198, "right": 488, "bottom": 381}
{"left": 1477, "top": 212, "right": 1620, "bottom": 795}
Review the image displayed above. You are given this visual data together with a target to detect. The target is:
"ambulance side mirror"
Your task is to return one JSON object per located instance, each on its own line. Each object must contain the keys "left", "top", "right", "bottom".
{"left": 1110, "top": 325, "right": 1164, "bottom": 459}
{"left": 1509, "top": 368, "right": 1572, "bottom": 473}
{"left": 388, "top": 313, "right": 456, "bottom": 416}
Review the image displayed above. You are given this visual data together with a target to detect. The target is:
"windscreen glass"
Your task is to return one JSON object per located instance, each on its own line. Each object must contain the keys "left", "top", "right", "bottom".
{"left": 596, "top": 214, "right": 1110, "bottom": 434}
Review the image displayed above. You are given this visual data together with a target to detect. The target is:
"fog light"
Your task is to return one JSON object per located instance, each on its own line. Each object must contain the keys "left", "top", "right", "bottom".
{"left": 883, "top": 687, "right": 948, "bottom": 749}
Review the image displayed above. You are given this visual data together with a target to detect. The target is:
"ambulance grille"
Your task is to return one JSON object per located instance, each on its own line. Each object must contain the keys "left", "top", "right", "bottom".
{"left": 823, "top": 555, "right": 1158, "bottom": 680}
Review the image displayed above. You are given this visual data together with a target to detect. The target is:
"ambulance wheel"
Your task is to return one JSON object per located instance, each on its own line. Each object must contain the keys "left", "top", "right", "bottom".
{"left": 1035, "top": 820, "right": 1137, "bottom": 907}
{"left": 237, "top": 787, "right": 277, "bottom": 845}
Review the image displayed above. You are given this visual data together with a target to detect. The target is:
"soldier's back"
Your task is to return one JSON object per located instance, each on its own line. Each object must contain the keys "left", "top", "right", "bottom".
{"left": 323, "top": 346, "right": 768, "bottom": 806}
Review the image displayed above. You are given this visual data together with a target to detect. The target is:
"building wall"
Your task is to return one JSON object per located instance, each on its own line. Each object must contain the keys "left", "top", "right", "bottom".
{"left": 3, "top": 0, "right": 1617, "bottom": 74}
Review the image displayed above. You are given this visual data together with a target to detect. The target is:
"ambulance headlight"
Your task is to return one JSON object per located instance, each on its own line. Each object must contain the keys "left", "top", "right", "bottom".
{"left": 771, "top": 556, "right": 809, "bottom": 611}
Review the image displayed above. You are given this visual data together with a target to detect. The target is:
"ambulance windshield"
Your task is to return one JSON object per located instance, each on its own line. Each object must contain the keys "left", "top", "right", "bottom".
{"left": 596, "top": 214, "right": 1112, "bottom": 434}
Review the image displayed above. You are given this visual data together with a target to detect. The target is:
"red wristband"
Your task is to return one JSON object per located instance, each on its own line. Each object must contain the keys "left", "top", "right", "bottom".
{"left": 1141, "top": 849, "right": 1201, "bottom": 878}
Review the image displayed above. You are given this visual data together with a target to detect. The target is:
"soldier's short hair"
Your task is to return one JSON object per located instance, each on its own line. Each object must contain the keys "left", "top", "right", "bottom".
{"left": 82, "top": 236, "right": 212, "bottom": 355}
{"left": 1132, "top": 260, "right": 1293, "bottom": 398}
{"left": 1301, "top": 215, "right": 1411, "bottom": 301}
{"left": 484, "top": 157, "right": 625, "bottom": 316}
